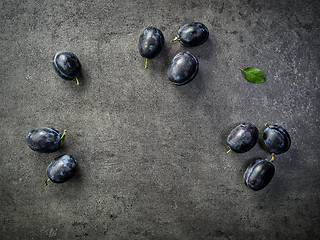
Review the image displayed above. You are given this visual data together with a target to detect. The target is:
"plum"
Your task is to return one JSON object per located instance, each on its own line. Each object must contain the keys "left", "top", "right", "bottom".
{"left": 173, "top": 22, "right": 209, "bottom": 47}
{"left": 227, "top": 122, "right": 258, "bottom": 153}
{"left": 46, "top": 155, "right": 78, "bottom": 184}
{"left": 263, "top": 124, "right": 291, "bottom": 154}
{"left": 167, "top": 52, "right": 199, "bottom": 85}
{"left": 138, "top": 26, "right": 164, "bottom": 68}
{"left": 244, "top": 155, "right": 275, "bottom": 191}
{"left": 52, "top": 51, "right": 81, "bottom": 85}
{"left": 26, "top": 127, "right": 66, "bottom": 153}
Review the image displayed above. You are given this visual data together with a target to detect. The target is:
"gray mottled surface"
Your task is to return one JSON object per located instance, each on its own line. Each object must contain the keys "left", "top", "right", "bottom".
{"left": 1, "top": 0, "right": 319, "bottom": 239}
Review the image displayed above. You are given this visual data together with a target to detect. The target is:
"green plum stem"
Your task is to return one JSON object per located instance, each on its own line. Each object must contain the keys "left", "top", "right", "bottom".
{"left": 237, "top": 67, "right": 243, "bottom": 71}
{"left": 145, "top": 58, "right": 148, "bottom": 69}
{"left": 270, "top": 153, "right": 275, "bottom": 162}
{"left": 45, "top": 179, "right": 50, "bottom": 186}
{"left": 172, "top": 37, "right": 180, "bottom": 43}
{"left": 60, "top": 130, "right": 67, "bottom": 146}
{"left": 226, "top": 149, "right": 231, "bottom": 154}
{"left": 265, "top": 123, "right": 270, "bottom": 128}
{"left": 74, "top": 77, "right": 79, "bottom": 85}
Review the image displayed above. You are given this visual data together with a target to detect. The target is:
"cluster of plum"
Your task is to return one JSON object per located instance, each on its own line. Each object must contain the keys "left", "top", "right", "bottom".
{"left": 25, "top": 23, "right": 209, "bottom": 183}
{"left": 227, "top": 122, "right": 291, "bottom": 191}
{"left": 138, "top": 22, "right": 209, "bottom": 85}
{"left": 26, "top": 22, "right": 292, "bottom": 193}
{"left": 25, "top": 52, "right": 82, "bottom": 184}
{"left": 26, "top": 127, "right": 77, "bottom": 185}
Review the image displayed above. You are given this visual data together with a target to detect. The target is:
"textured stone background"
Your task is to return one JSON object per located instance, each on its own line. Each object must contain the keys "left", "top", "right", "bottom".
{"left": 1, "top": 0, "right": 319, "bottom": 239}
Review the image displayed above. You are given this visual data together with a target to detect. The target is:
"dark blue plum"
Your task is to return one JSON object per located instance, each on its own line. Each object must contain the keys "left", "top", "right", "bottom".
{"left": 227, "top": 122, "right": 258, "bottom": 153}
{"left": 26, "top": 127, "right": 66, "bottom": 153}
{"left": 52, "top": 51, "right": 81, "bottom": 82}
{"left": 244, "top": 158, "right": 275, "bottom": 191}
{"left": 167, "top": 52, "right": 199, "bottom": 86}
{"left": 175, "top": 22, "right": 209, "bottom": 47}
{"left": 138, "top": 26, "right": 164, "bottom": 60}
{"left": 263, "top": 124, "right": 291, "bottom": 154}
{"left": 46, "top": 155, "right": 78, "bottom": 183}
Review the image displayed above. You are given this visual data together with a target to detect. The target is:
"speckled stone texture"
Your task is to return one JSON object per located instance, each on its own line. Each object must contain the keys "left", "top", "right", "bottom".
{"left": 0, "top": 0, "right": 319, "bottom": 239}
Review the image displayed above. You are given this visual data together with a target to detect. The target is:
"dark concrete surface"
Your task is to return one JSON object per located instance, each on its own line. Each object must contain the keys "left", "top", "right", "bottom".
{"left": 1, "top": 0, "right": 319, "bottom": 239}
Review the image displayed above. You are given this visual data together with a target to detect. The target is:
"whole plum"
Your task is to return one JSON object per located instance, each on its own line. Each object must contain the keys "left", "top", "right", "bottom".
{"left": 227, "top": 122, "right": 258, "bottom": 153}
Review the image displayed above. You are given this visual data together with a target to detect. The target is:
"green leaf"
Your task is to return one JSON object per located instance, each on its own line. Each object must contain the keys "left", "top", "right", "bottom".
{"left": 238, "top": 67, "right": 266, "bottom": 83}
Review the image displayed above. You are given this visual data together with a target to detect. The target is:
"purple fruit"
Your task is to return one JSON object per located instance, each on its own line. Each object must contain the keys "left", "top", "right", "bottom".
{"left": 52, "top": 51, "right": 81, "bottom": 83}
{"left": 173, "top": 22, "right": 209, "bottom": 47}
{"left": 167, "top": 52, "right": 199, "bottom": 86}
{"left": 26, "top": 127, "right": 66, "bottom": 153}
{"left": 138, "top": 26, "right": 164, "bottom": 68}
{"left": 227, "top": 122, "right": 258, "bottom": 153}
{"left": 46, "top": 155, "right": 78, "bottom": 184}
{"left": 263, "top": 124, "right": 291, "bottom": 155}
{"left": 244, "top": 157, "right": 275, "bottom": 191}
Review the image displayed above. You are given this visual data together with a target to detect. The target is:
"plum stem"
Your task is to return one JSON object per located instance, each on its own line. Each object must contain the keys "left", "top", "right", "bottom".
{"left": 74, "top": 77, "right": 79, "bottom": 85}
{"left": 270, "top": 153, "right": 275, "bottom": 162}
{"left": 60, "top": 130, "right": 67, "bottom": 146}
{"left": 45, "top": 179, "right": 50, "bottom": 186}
{"left": 237, "top": 67, "right": 243, "bottom": 71}
{"left": 226, "top": 149, "right": 231, "bottom": 154}
{"left": 172, "top": 37, "right": 180, "bottom": 43}
{"left": 145, "top": 58, "right": 148, "bottom": 69}
{"left": 265, "top": 123, "right": 270, "bottom": 128}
